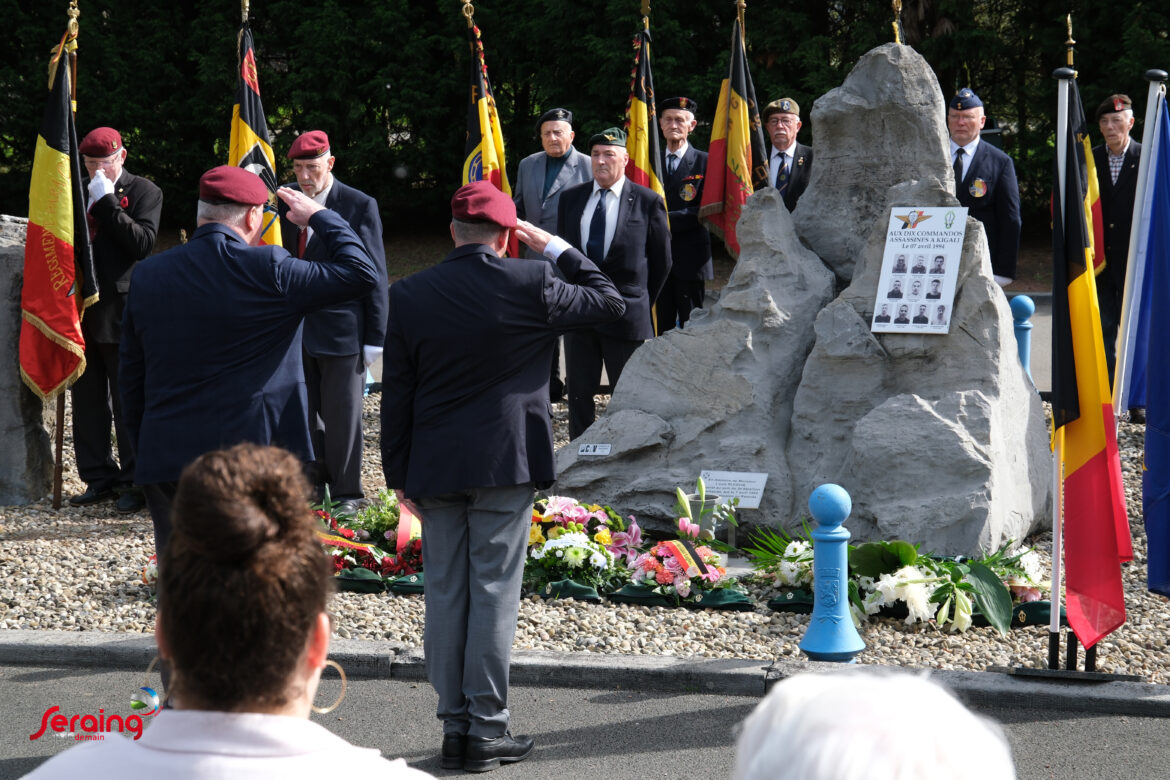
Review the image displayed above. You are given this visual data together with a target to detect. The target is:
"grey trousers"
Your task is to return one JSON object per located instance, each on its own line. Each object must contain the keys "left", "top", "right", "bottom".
{"left": 417, "top": 483, "right": 534, "bottom": 739}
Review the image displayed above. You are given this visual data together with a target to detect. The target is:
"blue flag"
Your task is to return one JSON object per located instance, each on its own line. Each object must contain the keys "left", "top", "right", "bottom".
{"left": 1142, "top": 98, "right": 1170, "bottom": 597}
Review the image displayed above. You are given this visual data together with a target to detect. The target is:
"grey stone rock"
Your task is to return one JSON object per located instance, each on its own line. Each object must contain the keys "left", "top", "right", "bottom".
{"left": 555, "top": 190, "right": 836, "bottom": 532}
{"left": 787, "top": 178, "right": 1050, "bottom": 554}
{"left": 794, "top": 43, "right": 952, "bottom": 282}
{"left": 0, "top": 238, "right": 54, "bottom": 504}
{"left": 0, "top": 215, "right": 28, "bottom": 248}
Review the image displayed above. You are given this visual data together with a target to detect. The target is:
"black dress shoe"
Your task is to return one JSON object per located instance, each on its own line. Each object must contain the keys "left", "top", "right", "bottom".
{"left": 1130, "top": 407, "right": 1147, "bottom": 425}
{"left": 116, "top": 490, "right": 146, "bottom": 514}
{"left": 68, "top": 486, "right": 115, "bottom": 506}
{"left": 464, "top": 732, "right": 535, "bottom": 773}
{"left": 440, "top": 733, "right": 466, "bottom": 770}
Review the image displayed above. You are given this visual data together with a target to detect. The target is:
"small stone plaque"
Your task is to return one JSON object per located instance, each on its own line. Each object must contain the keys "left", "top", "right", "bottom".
{"left": 577, "top": 443, "right": 612, "bottom": 456}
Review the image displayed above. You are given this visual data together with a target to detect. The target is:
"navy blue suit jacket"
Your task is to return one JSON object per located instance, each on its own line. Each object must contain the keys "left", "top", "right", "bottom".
{"left": 662, "top": 144, "right": 713, "bottom": 280}
{"left": 956, "top": 141, "right": 1021, "bottom": 279}
{"left": 278, "top": 179, "right": 388, "bottom": 356}
{"left": 556, "top": 179, "right": 672, "bottom": 341}
{"left": 120, "top": 210, "right": 378, "bottom": 484}
{"left": 381, "top": 244, "right": 624, "bottom": 499}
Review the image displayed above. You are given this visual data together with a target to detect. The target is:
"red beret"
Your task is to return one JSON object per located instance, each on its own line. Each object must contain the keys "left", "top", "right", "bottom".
{"left": 287, "top": 130, "right": 331, "bottom": 160}
{"left": 198, "top": 165, "right": 269, "bottom": 206}
{"left": 79, "top": 127, "right": 123, "bottom": 157}
{"left": 451, "top": 181, "right": 517, "bottom": 228}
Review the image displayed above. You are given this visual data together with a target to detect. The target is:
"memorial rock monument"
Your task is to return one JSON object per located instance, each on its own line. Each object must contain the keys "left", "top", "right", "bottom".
{"left": 554, "top": 43, "right": 1050, "bottom": 556}
{"left": 0, "top": 215, "right": 54, "bottom": 504}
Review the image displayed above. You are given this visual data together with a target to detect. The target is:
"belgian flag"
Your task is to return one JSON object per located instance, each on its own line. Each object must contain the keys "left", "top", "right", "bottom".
{"left": 1051, "top": 76, "right": 1131, "bottom": 648}
{"left": 462, "top": 24, "right": 510, "bottom": 196}
{"left": 699, "top": 18, "right": 769, "bottom": 258}
{"left": 228, "top": 21, "right": 282, "bottom": 247}
{"left": 19, "top": 27, "right": 97, "bottom": 400}
{"left": 623, "top": 26, "right": 665, "bottom": 203}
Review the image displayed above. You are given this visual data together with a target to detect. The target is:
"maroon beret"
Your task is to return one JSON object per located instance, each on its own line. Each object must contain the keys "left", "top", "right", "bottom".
{"left": 451, "top": 180, "right": 517, "bottom": 228}
{"left": 198, "top": 165, "right": 269, "bottom": 206}
{"left": 287, "top": 130, "right": 331, "bottom": 160}
{"left": 79, "top": 127, "right": 123, "bottom": 157}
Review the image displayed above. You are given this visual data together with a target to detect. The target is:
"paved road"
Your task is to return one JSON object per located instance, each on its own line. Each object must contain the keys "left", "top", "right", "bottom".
{"left": 2, "top": 663, "right": 1168, "bottom": 780}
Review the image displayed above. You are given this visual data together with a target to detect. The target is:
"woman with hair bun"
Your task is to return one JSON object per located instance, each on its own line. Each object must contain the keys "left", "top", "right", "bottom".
{"left": 25, "top": 444, "right": 432, "bottom": 779}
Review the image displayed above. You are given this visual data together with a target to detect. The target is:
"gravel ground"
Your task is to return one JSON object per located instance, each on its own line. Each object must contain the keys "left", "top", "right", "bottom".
{"left": 1, "top": 393, "right": 1166, "bottom": 684}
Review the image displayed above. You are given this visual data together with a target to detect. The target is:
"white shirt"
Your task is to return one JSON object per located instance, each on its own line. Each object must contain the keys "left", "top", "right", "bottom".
{"left": 949, "top": 138, "right": 979, "bottom": 182}
{"left": 579, "top": 176, "right": 626, "bottom": 260}
{"left": 301, "top": 173, "right": 335, "bottom": 244}
{"left": 22, "top": 709, "right": 433, "bottom": 780}
{"left": 665, "top": 142, "right": 690, "bottom": 174}
{"left": 769, "top": 142, "right": 798, "bottom": 186}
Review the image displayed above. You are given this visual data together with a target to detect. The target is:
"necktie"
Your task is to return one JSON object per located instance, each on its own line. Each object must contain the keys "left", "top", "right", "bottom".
{"left": 297, "top": 227, "right": 308, "bottom": 258}
{"left": 775, "top": 153, "right": 789, "bottom": 193}
{"left": 953, "top": 148, "right": 965, "bottom": 193}
{"left": 667, "top": 153, "right": 678, "bottom": 176}
{"left": 585, "top": 189, "right": 609, "bottom": 263}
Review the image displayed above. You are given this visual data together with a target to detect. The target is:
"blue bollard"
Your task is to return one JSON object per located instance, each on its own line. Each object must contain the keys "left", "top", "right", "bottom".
{"left": 1009, "top": 294, "right": 1035, "bottom": 382}
{"left": 799, "top": 484, "right": 866, "bottom": 663}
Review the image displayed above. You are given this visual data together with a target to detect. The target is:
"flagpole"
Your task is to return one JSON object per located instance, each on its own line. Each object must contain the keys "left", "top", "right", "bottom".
{"left": 737, "top": 0, "right": 745, "bottom": 39}
{"left": 1050, "top": 60, "right": 1073, "bottom": 671}
{"left": 1112, "top": 71, "right": 1168, "bottom": 416}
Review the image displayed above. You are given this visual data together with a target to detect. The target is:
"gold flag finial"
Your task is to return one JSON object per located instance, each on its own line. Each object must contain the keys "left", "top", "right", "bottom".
{"left": 736, "top": 0, "right": 746, "bottom": 38}
{"left": 67, "top": 0, "right": 80, "bottom": 36}
{"left": 1065, "top": 14, "right": 1075, "bottom": 68}
{"left": 241, "top": 0, "right": 250, "bottom": 25}
{"left": 892, "top": 0, "right": 903, "bottom": 44}
{"left": 462, "top": 0, "right": 475, "bottom": 28}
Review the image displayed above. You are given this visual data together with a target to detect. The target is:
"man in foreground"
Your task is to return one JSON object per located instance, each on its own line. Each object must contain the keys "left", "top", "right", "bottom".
{"left": 381, "top": 181, "right": 624, "bottom": 772}
{"left": 120, "top": 166, "right": 377, "bottom": 558}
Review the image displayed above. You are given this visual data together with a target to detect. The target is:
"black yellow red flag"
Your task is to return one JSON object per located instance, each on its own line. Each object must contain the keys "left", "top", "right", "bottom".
{"left": 1051, "top": 76, "right": 1131, "bottom": 648}
{"left": 228, "top": 22, "right": 282, "bottom": 247}
{"left": 20, "top": 27, "right": 97, "bottom": 400}
{"left": 699, "top": 18, "right": 769, "bottom": 258}
{"left": 623, "top": 26, "right": 665, "bottom": 202}
{"left": 462, "top": 24, "right": 511, "bottom": 195}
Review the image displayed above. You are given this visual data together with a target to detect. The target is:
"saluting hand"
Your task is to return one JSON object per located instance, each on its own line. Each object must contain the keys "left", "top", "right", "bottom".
{"left": 277, "top": 187, "right": 325, "bottom": 227}
{"left": 513, "top": 220, "right": 551, "bottom": 255}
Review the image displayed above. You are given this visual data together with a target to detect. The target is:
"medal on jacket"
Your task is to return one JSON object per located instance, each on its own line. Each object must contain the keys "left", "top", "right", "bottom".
{"left": 680, "top": 176, "right": 701, "bottom": 202}
{"left": 969, "top": 178, "right": 987, "bottom": 198}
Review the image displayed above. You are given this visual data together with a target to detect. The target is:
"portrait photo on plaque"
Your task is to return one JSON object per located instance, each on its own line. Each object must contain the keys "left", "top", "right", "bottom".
{"left": 871, "top": 207, "right": 967, "bottom": 335}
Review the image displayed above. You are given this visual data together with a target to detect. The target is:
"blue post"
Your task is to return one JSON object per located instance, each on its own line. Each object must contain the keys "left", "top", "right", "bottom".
{"left": 1009, "top": 294, "right": 1035, "bottom": 382}
{"left": 799, "top": 484, "right": 865, "bottom": 663}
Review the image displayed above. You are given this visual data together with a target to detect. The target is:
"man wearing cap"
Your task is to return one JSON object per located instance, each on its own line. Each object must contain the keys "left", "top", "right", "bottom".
{"left": 762, "top": 98, "right": 813, "bottom": 211}
{"left": 948, "top": 88, "right": 1021, "bottom": 285}
{"left": 69, "top": 127, "right": 163, "bottom": 514}
{"left": 1093, "top": 94, "right": 1142, "bottom": 386}
{"left": 381, "top": 181, "right": 624, "bottom": 771}
{"left": 278, "top": 131, "right": 388, "bottom": 513}
{"left": 657, "top": 96, "right": 713, "bottom": 333}
{"left": 120, "top": 166, "right": 378, "bottom": 558}
{"left": 556, "top": 127, "right": 672, "bottom": 439}
{"left": 513, "top": 108, "right": 592, "bottom": 401}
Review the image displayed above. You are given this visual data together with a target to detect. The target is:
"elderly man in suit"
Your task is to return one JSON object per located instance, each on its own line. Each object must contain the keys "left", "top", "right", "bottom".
{"left": 656, "top": 96, "right": 713, "bottom": 333}
{"left": 277, "top": 131, "right": 388, "bottom": 513}
{"left": 513, "top": 108, "right": 592, "bottom": 401}
{"left": 1093, "top": 94, "right": 1142, "bottom": 386}
{"left": 556, "top": 127, "right": 672, "bottom": 439}
{"left": 120, "top": 166, "right": 377, "bottom": 558}
{"left": 948, "top": 88, "right": 1022, "bottom": 285}
{"left": 381, "top": 181, "right": 624, "bottom": 771}
{"left": 763, "top": 98, "right": 813, "bottom": 212}
{"left": 69, "top": 127, "right": 163, "bottom": 514}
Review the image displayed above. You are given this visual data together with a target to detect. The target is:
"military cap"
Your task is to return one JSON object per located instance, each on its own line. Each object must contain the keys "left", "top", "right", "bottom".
{"left": 588, "top": 127, "right": 627, "bottom": 150}
{"left": 537, "top": 108, "right": 573, "bottom": 131}
{"left": 949, "top": 88, "right": 983, "bottom": 111}
{"left": 79, "top": 127, "right": 123, "bottom": 157}
{"left": 451, "top": 180, "right": 517, "bottom": 228}
{"left": 287, "top": 130, "right": 331, "bottom": 160}
{"left": 762, "top": 98, "right": 801, "bottom": 121}
{"left": 198, "top": 165, "right": 269, "bottom": 206}
{"left": 1096, "top": 94, "right": 1133, "bottom": 120}
{"left": 659, "top": 97, "right": 699, "bottom": 116}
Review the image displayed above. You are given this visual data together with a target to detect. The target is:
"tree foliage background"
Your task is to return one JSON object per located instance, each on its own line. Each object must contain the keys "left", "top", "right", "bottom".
{"left": 1, "top": 0, "right": 1168, "bottom": 236}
